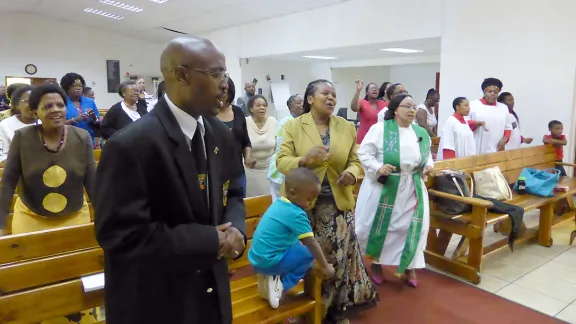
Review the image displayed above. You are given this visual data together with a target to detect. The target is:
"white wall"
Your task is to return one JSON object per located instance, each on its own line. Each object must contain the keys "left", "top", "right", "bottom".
{"left": 0, "top": 13, "right": 163, "bottom": 110}
{"left": 439, "top": 0, "right": 576, "bottom": 163}
{"left": 332, "top": 66, "right": 390, "bottom": 119}
{"left": 331, "top": 63, "right": 439, "bottom": 119}
{"left": 240, "top": 58, "right": 312, "bottom": 119}
{"left": 238, "top": 0, "right": 444, "bottom": 58}
{"left": 201, "top": 28, "right": 243, "bottom": 103}
{"left": 389, "top": 63, "right": 439, "bottom": 105}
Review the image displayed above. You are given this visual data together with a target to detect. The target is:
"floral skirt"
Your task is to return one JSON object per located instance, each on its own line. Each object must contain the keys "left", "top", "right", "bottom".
{"left": 309, "top": 199, "right": 379, "bottom": 320}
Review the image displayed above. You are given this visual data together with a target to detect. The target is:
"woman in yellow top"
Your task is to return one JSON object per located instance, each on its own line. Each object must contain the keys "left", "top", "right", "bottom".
{"left": 277, "top": 79, "right": 378, "bottom": 324}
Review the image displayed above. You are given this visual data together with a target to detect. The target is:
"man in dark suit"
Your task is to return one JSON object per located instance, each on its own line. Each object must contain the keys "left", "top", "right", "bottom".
{"left": 94, "top": 36, "right": 246, "bottom": 324}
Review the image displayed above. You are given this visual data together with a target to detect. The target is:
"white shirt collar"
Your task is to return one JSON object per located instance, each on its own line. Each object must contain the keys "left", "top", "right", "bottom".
{"left": 164, "top": 93, "right": 204, "bottom": 141}
{"left": 121, "top": 101, "right": 141, "bottom": 122}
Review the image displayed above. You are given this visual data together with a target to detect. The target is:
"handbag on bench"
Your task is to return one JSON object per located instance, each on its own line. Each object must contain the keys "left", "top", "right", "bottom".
{"left": 513, "top": 168, "right": 560, "bottom": 197}
{"left": 433, "top": 170, "right": 473, "bottom": 215}
{"left": 474, "top": 166, "right": 513, "bottom": 201}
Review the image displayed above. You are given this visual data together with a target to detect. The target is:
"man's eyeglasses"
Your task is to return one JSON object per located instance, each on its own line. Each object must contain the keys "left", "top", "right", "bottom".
{"left": 175, "top": 65, "right": 229, "bottom": 82}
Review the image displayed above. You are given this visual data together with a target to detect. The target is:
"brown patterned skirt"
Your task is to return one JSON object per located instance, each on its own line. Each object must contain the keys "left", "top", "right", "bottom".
{"left": 309, "top": 198, "right": 379, "bottom": 321}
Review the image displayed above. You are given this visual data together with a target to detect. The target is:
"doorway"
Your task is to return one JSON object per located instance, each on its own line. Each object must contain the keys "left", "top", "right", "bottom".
{"left": 5, "top": 76, "right": 57, "bottom": 86}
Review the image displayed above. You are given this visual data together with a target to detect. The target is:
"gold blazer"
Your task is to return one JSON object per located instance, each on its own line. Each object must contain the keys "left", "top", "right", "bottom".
{"left": 276, "top": 112, "right": 360, "bottom": 211}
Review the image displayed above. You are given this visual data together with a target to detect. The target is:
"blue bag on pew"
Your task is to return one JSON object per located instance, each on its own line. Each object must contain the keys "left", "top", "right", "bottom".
{"left": 513, "top": 168, "right": 560, "bottom": 197}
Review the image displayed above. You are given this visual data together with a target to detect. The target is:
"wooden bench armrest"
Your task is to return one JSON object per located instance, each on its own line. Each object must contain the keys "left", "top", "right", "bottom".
{"left": 556, "top": 162, "right": 576, "bottom": 168}
{"left": 428, "top": 190, "right": 494, "bottom": 208}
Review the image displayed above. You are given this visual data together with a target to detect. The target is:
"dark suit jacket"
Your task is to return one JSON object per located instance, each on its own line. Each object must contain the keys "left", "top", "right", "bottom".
{"left": 100, "top": 101, "right": 148, "bottom": 140}
{"left": 94, "top": 98, "right": 246, "bottom": 324}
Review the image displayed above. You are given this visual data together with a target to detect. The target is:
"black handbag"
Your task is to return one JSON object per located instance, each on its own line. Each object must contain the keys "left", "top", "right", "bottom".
{"left": 433, "top": 170, "right": 473, "bottom": 215}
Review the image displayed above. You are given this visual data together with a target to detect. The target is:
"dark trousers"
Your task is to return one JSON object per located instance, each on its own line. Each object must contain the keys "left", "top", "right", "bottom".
{"left": 239, "top": 172, "right": 247, "bottom": 197}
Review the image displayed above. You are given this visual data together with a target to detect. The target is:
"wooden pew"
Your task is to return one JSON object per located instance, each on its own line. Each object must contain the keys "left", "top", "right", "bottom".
{"left": 0, "top": 224, "right": 103, "bottom": 323}
{"left": 98, "top": 109, "right": 109, "bottom": 118}
{"left": 0, "top": 195, "right": 323, "bottom": 324}
{"left": 425, "top": 145, "right": 576, "bottom": 284}
{"left": 431, "top": 136, "right": 440, "bottom": 155}
{"left": 229, "top": 195, "right": 323, "bottom": 324}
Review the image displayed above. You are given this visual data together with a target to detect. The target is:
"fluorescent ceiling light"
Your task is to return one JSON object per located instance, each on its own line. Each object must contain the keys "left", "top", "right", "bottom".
{"left": 98, "top": 0, "right": 143, "bottom": 12}
{"left": 84, "top": 7, "right": 124, "bottom": 20}
{"left": 380, "top": 48, "right": 423, "bottom": 54}
{"left": 302, "top": 55, "right": 337, "bottom": 60}
{"left": 149, "top": 0, "right": 169, "bottom": 3}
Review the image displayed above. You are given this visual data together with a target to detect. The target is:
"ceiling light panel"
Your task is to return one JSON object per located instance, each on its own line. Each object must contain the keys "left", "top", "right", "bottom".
{"left": 302, "top": 55, "right": 337, "bottom": 60}
{"left": 380, "top": 48, "right": 423, "bottom": 54}
{"left": 149, "top": 0, "right": 169, "bottom": 3}
{"left": 98, "top": 0, "right": 143, "bottom": 12}
{"left": 84, "top": 8, "right": 124, "bottom": 20}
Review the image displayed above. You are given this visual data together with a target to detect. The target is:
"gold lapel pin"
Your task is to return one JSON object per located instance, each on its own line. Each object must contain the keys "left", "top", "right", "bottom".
{"left": 214, "top": 147, "right": 219, "bottom": 155}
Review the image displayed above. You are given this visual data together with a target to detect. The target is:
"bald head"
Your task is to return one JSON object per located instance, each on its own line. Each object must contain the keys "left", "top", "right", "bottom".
{"left": 160, "top": 36, "right": 219, "bottom": 78}
{"left": 244, "top": 82, "right": 255, "bottom": 96}
{"left": 159, "top": 36, "right": 227, "bottom": 118}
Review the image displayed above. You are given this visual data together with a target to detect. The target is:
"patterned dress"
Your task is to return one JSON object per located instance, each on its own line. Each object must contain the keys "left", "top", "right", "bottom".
{"left": 310, "top": 129, "right": 378, "bottom": 323}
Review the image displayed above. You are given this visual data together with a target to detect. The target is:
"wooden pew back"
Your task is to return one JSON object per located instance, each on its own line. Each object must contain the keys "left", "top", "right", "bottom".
{"left": 431, "top": 136, "right": 440, "bottom": 154}
{"left": 0, "top": 196, "right": 271, "bottom": 324}
{"left": 427, "top": 145, "right": 557, "bottom": 188}
{"left": 229, "top": 195, "right": 271, "bottom": 270}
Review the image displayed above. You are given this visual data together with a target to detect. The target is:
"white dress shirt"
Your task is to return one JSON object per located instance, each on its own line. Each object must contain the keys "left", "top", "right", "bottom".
{"left": 164, "top": 94, "right": 205, "bottom": 155}
{"left": 164, "top": 94, "right": 209, "bottom": 197}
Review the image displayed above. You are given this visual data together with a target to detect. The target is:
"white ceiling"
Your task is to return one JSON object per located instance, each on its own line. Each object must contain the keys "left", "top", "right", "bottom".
{"left": 254, "top": 38, "right": 441, "bottom": 62}
{"left": 0, "top": 0, "right": 350, "bottom": 43}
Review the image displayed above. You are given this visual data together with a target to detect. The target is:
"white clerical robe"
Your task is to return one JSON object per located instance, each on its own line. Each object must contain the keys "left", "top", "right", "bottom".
{"left": 376, "top": 107, "right": 388, "bottom": 123}
{"left": 469, "top": 99, "right": 512, "bottom": 154}
{"left": 437, "top": 115, "right": 476, "bottom": 160}
{"left": 506, "top": 113, "right": 522, "bottom": 150}
{"left": 355, "top": 122, "right": 432, "bottom": 268}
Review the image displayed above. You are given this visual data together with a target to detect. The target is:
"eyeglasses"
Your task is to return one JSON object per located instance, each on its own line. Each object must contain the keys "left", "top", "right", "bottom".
{"left": 175, "top": 65, "right": 229, "bottom": 82}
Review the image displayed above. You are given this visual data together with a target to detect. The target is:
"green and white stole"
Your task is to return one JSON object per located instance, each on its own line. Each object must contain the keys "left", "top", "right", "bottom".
{"left": 365, "top": 119, "right": 430, "bottom": 275}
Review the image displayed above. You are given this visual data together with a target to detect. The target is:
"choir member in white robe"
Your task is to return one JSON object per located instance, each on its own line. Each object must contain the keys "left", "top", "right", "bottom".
{"left": 497, "top": 92, "right": 533, "bottom": 150}
{"left": 437, "top": 97, "right": 485, "bottom": 160}
{"left": 468, "top": 78, "right": 513, "bottom": 154}
{"left": 376, "top": 83, "right": 407, "bottom": 123}
{"left": 356, "top": 94, "right": 433, "bottom": 288}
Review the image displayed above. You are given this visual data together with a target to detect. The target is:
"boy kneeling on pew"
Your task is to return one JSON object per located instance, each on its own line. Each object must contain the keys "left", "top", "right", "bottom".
{"left": 248, "top": 168, "right": 335, "bottom": 309}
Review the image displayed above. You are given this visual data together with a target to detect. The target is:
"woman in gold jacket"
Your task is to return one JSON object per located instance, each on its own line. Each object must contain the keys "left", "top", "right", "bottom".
{"left": 277, "top": 79, "right": 378, "bottom": 324}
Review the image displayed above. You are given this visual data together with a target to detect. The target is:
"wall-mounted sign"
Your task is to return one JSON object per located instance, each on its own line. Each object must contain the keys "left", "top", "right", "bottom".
{"left": 106, "top": 60, "right": 120, "bottom": 93}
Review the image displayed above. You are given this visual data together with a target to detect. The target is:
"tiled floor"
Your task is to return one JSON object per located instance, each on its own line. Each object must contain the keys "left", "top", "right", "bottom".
{"left": 434, "top": 211, "right": 576, "bottom": 323}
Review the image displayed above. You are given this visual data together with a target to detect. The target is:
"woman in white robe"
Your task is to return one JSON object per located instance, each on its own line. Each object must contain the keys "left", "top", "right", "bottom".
{"left": 497, "top": 92, "right": 533, "bottom": 150}
{"left": 356, "top": 94, "right": 433, "bottom": 288}
{"left": 437, "top": 97, "right": 485, "bottom": 160}
{"left": 468, "top": 78, "right": 513, "bottom": 154}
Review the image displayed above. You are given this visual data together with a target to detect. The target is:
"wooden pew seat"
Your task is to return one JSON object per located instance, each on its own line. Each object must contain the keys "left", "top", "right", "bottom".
{"left": 0, "top": 195, "right": 323, "bottom": 324}
{"left": 425, "top": 145, "right": 576, "bottom": 284}
{"left": 229, "top": 195, "right": 322, "bottom": 324}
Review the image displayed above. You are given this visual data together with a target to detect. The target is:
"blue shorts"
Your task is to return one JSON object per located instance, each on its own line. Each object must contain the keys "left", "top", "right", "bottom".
{"left": 253, "top": 242, "right": 314, "bottom": 291}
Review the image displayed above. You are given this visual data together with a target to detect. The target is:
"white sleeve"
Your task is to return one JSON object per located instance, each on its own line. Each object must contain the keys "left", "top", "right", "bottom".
{"left": 0, "top": 125, "right": 10, "bottom": 157}
{"left": 358, "top": 123, "right": 384, "bottom": 176}
{"left": 377, "top": 108, "right": 386, "bottom": 123}
{"left": 426, "top": 146, "right": 434, "bottom": 168}
{"left": 504, "top": 112, "right": 514, "bottom": 131}
{"left": 468, "top": 103, "right": 477, "bottom": 121}
{"left": 438, "top": 119, "right": 456, "bottom": 151}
